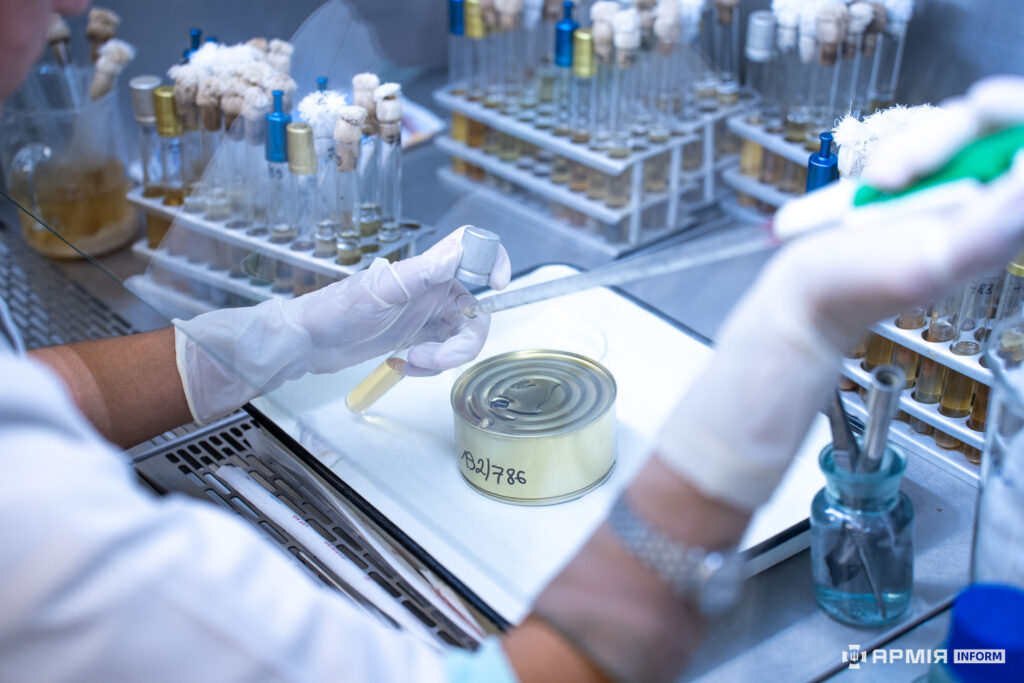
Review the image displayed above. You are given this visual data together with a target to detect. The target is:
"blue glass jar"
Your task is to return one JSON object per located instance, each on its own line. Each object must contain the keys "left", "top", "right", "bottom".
{"left": 810, "top": 442, "right": 914, "bottom": 626}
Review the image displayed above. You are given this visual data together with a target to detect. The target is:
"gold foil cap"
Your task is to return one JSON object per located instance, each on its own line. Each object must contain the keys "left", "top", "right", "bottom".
{"left": 1009, "top": 248, "right": 1024, "bottom": 277}
{"left": 153, "top": 86, "right": 182, "bottom": 137}
{"left": 573, "top": 29, "right": 596, "bottom": 78}
{"left": 465, "top": 0, "right": 485, "bottom": 39}
{"left": 287, "top": 123, "right": 317, "bottom": 175}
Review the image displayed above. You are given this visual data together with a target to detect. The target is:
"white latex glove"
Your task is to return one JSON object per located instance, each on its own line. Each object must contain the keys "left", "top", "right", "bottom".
{"left": 658, "top": 77, "right": 1024, "bottom": 511}
{"left": 174, "top": 227, "right": 511, "bottom": 423}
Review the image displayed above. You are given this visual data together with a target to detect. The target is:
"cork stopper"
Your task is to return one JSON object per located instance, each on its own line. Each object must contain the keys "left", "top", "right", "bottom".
{"left": 817, "top": 0, "right": 849, "bottom": 67}
{"left": 353, "top": 72, "right": 380, "bottom": 93}
{"left": 47, "top": 14, "right": 70, "bottom": 44}
{"left": 374, "top": 83, "right": 402, "bottom": 124}
{"left": 221, "top": 93, "right": 245, "bottom": 133}
{"left": 153, "top": 86, "right": 183, "bottom": 137}
{"left": 247, "top": 37, "right": 269, "bottom": 53}
{"left": 334, "top": 106, "right": 365, "bottom": 171}
{"left": 715, "top": 0, "right": 739, "bottom": 25}
{"left": 287, "top": 123, "right": 317, "bottom": 175}
{"left": 613, "top": 9, "right": 640, "bottom": 67}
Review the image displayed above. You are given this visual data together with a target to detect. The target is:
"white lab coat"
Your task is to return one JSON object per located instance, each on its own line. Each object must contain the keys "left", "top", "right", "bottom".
{"left": 0, "top": 348, "right": 513, "bottom": 682}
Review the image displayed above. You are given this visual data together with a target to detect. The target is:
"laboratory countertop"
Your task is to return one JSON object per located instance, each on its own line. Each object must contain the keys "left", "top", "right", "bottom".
{"left": 2, "top": 67, "right": 968, "bottom": 682}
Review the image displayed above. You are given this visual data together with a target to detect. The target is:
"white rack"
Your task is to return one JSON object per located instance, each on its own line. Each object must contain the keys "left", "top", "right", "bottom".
{"left": 726, "top": 114, "right": 811, "bottom": 166}
{"left": 840, "top": 359, "right": 983, "bottom": 481}
{"left": 433, "top": 87, "right": 748, "bottom": 248}
{"left": 720, "top": 167, "right": 799, "bottom": 209}
{"left": 869, "top": 319, "right": 991, "bottom": 387}
{"left": 124, "top": 273, "right": 216, "bottom": 319}
{"left": 132, "top": 240, "right": 286, "bottom": 303}
{"left": 720, "top": 196, "right": 770, "bottom": 224}
{"left": 127, "top": 189, "right": 421, "bottom": 280}
{"left": 438, "top": 167, "right": 694, "bottom": 257}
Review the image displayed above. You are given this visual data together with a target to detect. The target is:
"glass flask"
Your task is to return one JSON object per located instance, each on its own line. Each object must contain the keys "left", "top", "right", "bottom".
{"left": 811, "top": 441, "right": 914, "bottom": 626}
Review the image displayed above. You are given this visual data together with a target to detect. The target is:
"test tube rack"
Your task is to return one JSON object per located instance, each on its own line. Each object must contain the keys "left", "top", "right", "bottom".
{"left": 433, "top": 87, "right": 747, "bottom": 256}
{"left": 126, "top": 188, "right": 430, "bottom": 318}
{"left": 840, "top": 318, "right": 994, "bottom": 481}
{"left": 720, "top": 114, "right": 814, "bottom": 221}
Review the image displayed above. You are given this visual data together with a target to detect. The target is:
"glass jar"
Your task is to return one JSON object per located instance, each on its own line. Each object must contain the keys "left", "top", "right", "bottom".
{"left": 811, "top": 441, "right": 914, "bottom": 626}
{"left": 973, "top": 316, "right": 1024, "bottom": 588}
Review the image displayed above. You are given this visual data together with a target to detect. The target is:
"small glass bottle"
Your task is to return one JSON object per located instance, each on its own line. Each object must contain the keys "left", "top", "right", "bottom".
{"left": 811, "top": 441, "right": 913, "bottom": 626}
{"left": 334, "top": 106, "right": 365, "bottom": 266}
{"left": 448, "top": 0, "right": 466, "bottom": 95}
{"left": 375, "top": 84, "right": 404, "bottom": 244}
{"left": 552, "top": 2, "right": 578, "bottom": 138}
{"left": 265, "top": 91, "right": 294, "bottom": 244}
{"left": 287, "top": 122, "right": 317, "bottom": 252}
{"left": 464, "top": 0, "right": 486, "bottom": 102}
{"left": 130, "top": 76, "right": 163, "bottom": 199}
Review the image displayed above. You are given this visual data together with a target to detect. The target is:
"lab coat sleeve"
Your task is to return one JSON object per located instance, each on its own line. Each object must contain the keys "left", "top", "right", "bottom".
{"left": 0, "top": 354, "right": 498, "bottom": 683}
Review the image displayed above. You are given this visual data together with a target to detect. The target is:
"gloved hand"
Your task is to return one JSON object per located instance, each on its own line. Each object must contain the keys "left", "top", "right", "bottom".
{"left": 174, "top": 227, "right": 511, "bottom": 423}
{"left": 659, "top": 75, "right": 1024, "bottom": 512}
{"left": 532, "top": 76, "right": 1024, "bottom": 683}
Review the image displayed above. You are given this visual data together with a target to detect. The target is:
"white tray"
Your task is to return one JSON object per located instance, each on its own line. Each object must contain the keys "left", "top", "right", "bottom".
{"left": 250, "top": 265, "right": 830, "bottom": 624}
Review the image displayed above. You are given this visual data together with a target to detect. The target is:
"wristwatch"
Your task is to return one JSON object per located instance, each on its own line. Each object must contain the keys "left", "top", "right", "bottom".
{"left": 608, "top": 495, "right": 746, "bottom": 617}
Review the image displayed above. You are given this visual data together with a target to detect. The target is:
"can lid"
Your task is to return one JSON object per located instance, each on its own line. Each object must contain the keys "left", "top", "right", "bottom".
{"left": 130, "top": 75, "right": 161, "bottom": 125}
{"left": 465, "top": 0, "right": 485, "bottom": 39}
{"left": 806, "top": 132, "right": 839, "bottom": 192}
{"left": 450, "top": 0, "right": 465, "bottom": 35}
{"left": 946, "top": 584, "right": 1024, "bottom": 683}
{"left": 745, "top": 10, "right": 776, "bottom": 62}
{"left": 153, "top": 86, "right": 182, "bottom": 137}
{"left": 287, "top": 123, "right": 317, "bottom": 175}
{"left": 456, "top": 226, "right": 501, "bottom": 286}
{"left": 452, "top": 350, "right": 617, "bottom": 437}
{"left": 573, "top": 29, "right": 596, "bottom": 78}
{"left": 555, "top": 1, "right": 578, "bottom": 68}
{"left": 265, "top": 90, "right": 291, "bottom": 163}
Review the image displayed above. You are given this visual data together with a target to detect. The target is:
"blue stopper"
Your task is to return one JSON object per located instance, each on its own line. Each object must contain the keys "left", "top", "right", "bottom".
{"left": 317, "top": 76, "right": 328, "bottom": 92}
{"left": 189, "top": 28, "right": 202, "bottom": 52}
{"left": 206, "top": 36, "right": 218, "bottom": 44}
{"left": 806, "top": 132, "right": 839, "bottom": 193}
{"left": 554, "top": 1, "right": 578, "bottom": 68}
{"left": 945, "top": 584, "right": 1024, "bottom": 683}
{"left": 449, "top": 0, "right": 465, "bottom": 36}
{"left": 180, "top": 48, "right": 190, "bottom": 64}
{"left": 265, "top": 90, "right": 291, "bottom": 163}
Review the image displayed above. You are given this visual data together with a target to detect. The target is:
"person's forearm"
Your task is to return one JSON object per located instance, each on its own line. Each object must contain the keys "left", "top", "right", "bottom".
{"left": 514, "top": 457, "right": 751, "bottom": 682}
{"left": 29, "top": 328, "right": 192, "bottom": 448}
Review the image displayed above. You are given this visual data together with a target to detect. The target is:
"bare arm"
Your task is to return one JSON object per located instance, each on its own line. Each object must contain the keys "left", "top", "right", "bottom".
{"left": 29, "top": 328, "right": 192, "bottom": 448}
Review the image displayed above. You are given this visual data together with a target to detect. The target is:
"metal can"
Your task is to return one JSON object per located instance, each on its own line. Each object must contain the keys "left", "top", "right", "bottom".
{"left": 451, "top": 349, "right": 617, "bottom": 505}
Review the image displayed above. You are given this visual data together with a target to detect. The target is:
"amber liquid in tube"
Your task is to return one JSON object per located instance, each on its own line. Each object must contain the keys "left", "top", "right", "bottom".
{"left": 569, "top": 161, "right": 588, "bottom": 193}
{"left": 551, "top": 156, "right": 570, "bottom": 184}
{"left": 346, "top": 358, "right": 407, "bottom": 413}
{"left": 967, "top": 382, "right": 990, "bottom": 432}
{"left": 891, "top": 343, "right": 919, "bottom": 389}
{"left": 862, "top": 333, "right": 894, "bottom": 371}
{"left": 606, "top": 170, "right": 630, "bottom": 208}
{"left": 587, "top": 169, "right": 609, "bottom": 200}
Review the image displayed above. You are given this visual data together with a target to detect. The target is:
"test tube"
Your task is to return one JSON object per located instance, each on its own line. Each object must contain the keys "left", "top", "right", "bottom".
{"left": 449, "top": 0, "right": 467, "bottom": 94}
{"left": 484, "top": 4, "right": 506, "bottom": 110}
{"left": 353, "top": 73, "right": 382, "bottom": 239}
{"left": 867, "top": 2, "right": 911, "bottom": 112}
{"left": 569, "top": 29, "right": 596, "bottom": 193}
{"left": 266, "top": 91, "right": 295, "bottom": 244}
{"left": 131, "top": 77, "right": 163, "bottom": 199}
{"left": 835, "top": 2, "right": 873, "bottom": 119}
{"left": 243, "top": 90, "right": 271, "bottom": 231}
{"left": 994, "top": 249, "right": 1024, "bottom": 323}
{"left": 465, "top": 0, "right": 487, "bottom": 101}
{"left": 375, "top": 84, "right": 404, "bottom": 244}
{"left": 552, "top": 2, "right": 578, "bottom": 137}
{"left": 609, "top": 7, "right": 639, "bottom": 159}
{"left": 712, "top": 0, "right": 740, "bottom": 102}
{"left": 287, "top": 123, "right": 317, "bottom": 252}
{"left": 938, "top": 276, "right": 997, "bottom": 418}
{"left": 862, "top": 332, "right": 894, "bottom": 372}
{"left": 497, "top": 0, "right": 525, "bottom": 115}
{"left": 852, "top": 2, "right": 886, "bottom": 118}
{"left": 346, "top": 227, "right": 502, "bottom": 414}
{"left": 334, "top": 106, "right": 365, "bottom": 266}
{"left": 737, "top": 11, "right": 775, "bottom": 206}
{"left": 175, "top": 83, "right": 205, "bottom": 214}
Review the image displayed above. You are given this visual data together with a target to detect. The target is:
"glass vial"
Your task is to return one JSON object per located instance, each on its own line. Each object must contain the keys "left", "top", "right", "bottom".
{"left": 375, "top": 84, "right": 404, "bottom": 244}
{"left": 287, "top": 122, "right": 317, "bottom": 251}
{"left": 334, "top": 107, "right": 364, "bottom": 266}
{"left": 811, "top": 441, "right": 913, "bottom": 626}
{"left": 265, "top": 91, "right": 295, "bottom": 244}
